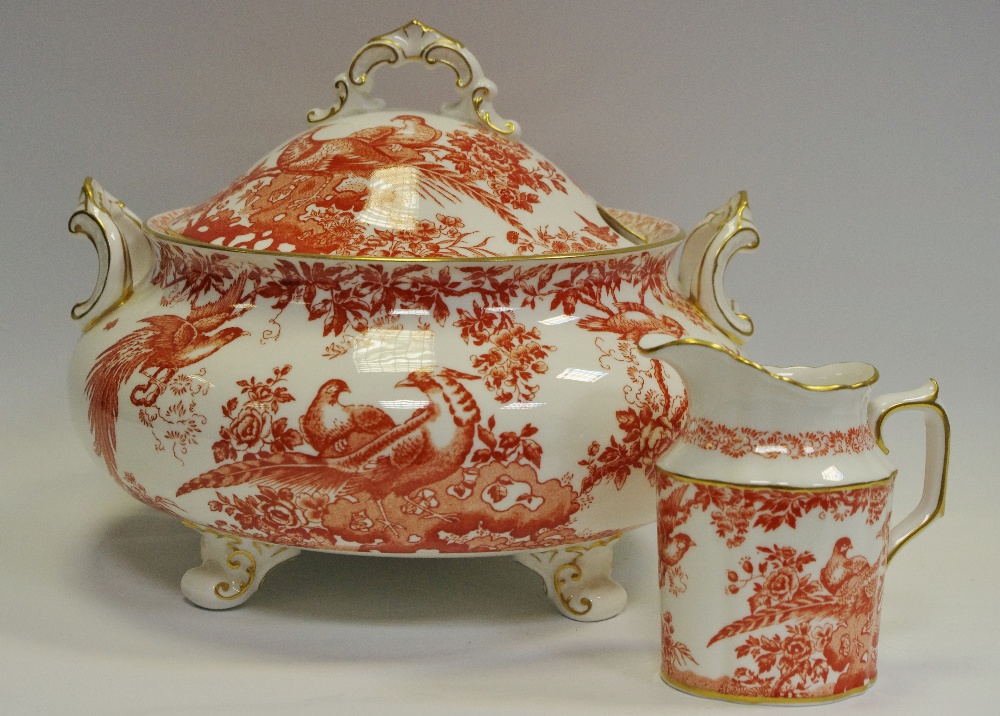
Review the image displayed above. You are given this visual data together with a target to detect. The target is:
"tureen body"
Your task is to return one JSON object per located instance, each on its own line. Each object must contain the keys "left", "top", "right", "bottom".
{"left": 66, "top": 21, "right": 759, "bottom": 616}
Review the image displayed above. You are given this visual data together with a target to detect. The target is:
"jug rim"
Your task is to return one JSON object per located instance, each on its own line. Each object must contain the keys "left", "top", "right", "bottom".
{"left": 639, "top": 337, "right": 879, "bottom": 391}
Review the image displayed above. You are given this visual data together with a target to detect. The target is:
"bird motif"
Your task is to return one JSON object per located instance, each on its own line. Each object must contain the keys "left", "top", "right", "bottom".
{"left": 707, "top": 536, "right": 883, "bottom": 649}
{"left": 577, "top": 301, "right": 684, "bottom": 342}
{"left": 820, "top": 537, "right": 877, "bottom": 597}
{"left": 85, "top": 273, "right": 250, "bottom": 477}
{"left": 657, "top": 484, "right": 696, "bottom": 587}
{"left": 278, "top": 114, "right": 443, "bottom": 175}
{"left": 299, "top": 379, "right": 397, "bottom": 457}
{"left": 177, "top": 368, "right": 483, "bottom": 537}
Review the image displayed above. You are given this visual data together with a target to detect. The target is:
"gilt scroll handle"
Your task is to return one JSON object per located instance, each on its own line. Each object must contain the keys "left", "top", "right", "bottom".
{"left": 68, "top": 178, "right": 152, "bottom": 331}
{"left": 869, "top": 380, "right": 950, "bottom": 562}
{"left": 307, "top": 20, "right": 521, "bottom": 139}
{"left": 675, "top": 191, "right": 758, "bottom": 345}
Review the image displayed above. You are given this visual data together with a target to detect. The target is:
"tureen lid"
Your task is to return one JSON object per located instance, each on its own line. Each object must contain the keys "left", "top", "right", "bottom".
{"left": 145, "top": 21, "right": 664, "bottom": 259}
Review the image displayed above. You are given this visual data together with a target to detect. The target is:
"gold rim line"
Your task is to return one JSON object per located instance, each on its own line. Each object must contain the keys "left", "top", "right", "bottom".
{"left": 660, "top": 672, "right": 875, "bottom": 704}
{"left": 658, "top": 467, "right": 896, "bottom": 493}
{"left": 142, "top": 207, "right": 686, "bottom": 264}
{"left": 595, "top": 206, "right": 650, "bottom": 245}
{"left": 639, "top": 337, "right": 880, "bottom": 391}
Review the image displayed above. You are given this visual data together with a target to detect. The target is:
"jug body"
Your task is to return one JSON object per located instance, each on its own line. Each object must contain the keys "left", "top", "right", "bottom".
{"left": 658, "top": 471, "right": 893, "bottom": 702}
{"left": 642, "top": 339, "right": 949, "bottom": 703}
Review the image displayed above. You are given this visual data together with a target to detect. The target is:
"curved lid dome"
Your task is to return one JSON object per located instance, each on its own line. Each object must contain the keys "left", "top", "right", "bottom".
{"left": 149, "top": 110, "right": 642, "bottom": 258}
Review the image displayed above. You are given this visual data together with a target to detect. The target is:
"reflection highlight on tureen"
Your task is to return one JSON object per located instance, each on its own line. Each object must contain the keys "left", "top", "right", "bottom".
{"left": 352, "top": 327, "right": 435, "bottom": 373}
{"left": 501, "top": 402, "right": 545, "bottom": 410}
{"left": 357, "top": 165, "right": 420, "bottom": 230}
{"left": 379, "top": 399, "right": 432, "bottom": 410}
{"left": 556, "top": 367, "right": 608, "bottom": 383}
{"left": 538, "top": 314, "right": 580, "bottom": 326}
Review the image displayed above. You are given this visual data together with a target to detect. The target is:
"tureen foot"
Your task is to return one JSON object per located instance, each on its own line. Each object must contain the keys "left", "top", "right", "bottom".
{"left": 180, "top": 522, "right": 300, "bottom": 609}
{"left": 512, "top": 535, "right": 626, "bottom": 622}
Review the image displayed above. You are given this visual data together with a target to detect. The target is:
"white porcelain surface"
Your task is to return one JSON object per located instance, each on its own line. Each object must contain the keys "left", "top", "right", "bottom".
{"left": 646, "top": 340, "right": 949, "bottom": 703}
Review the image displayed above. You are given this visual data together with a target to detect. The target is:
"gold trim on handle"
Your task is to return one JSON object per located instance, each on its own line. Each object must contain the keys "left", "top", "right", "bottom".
{"left": 69, "top": 178, "right": 139, "bottom": 332}
{"left": 872, "top": 380, "right": 950, "bottom": 563}
{"left": 471, "top": 86, "right": 516, "bottom": 135}
{"left": 680, "top": 191, "right": 758, "bottom": 344}
{"left": 307, "top": 20, "right": 518, "bottom": 137}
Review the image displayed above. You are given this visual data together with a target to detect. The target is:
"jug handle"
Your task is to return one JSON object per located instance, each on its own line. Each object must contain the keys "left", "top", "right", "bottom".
{"left": 868, "top": 379, "right": 950, "bottom": 562}
{"left": 68, "top": 178, "right": 153, "bottom": 331}
{"left": 306, "top": 20, "right": 520, "bottom": 139}
{"left": 674, "top": 191, "right": 758, "bottom": 344}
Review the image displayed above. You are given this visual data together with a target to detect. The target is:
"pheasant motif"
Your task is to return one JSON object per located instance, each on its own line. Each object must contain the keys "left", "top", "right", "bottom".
{"left": 85, "top": 274, "right": 250, "bottom": 476}
{"left": 177, "top": 368, "right": 483, "bottom": 535}
{"left": 278, "top": 114, "right": 443, "bottom": 175}
{"left": 299, "top": 378, "right": 397, "bottom": 458}
{"left": 820, "top": 537, "right": 877, "bottom": 597}
{"left": 707, "top": 538, "right": 882, "bottom": 648}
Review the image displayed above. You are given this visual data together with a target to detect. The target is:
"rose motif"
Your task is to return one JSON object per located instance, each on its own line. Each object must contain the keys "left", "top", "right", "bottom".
{"left": 783, "top": 633, "right": 814, "bottom": 663}
{"left": 256, "top": 487, "right": 304, "bottom": 530}
{"left": 230, "top": 407, "right": 266, "bottom": 451}
{"left": 762, "top": 567, "right": 800, "bottom": 603}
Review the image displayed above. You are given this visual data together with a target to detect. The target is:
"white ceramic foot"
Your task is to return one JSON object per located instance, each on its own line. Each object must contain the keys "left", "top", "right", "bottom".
{"left": 181, "top": 523, "right": 300, "bottom": 609}
{"left": 513, "top": 535, "right": 626, "bottom": 621}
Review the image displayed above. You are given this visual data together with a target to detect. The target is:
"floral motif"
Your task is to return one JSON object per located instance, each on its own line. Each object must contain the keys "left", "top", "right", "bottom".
{"left": 662, "top": 611, "right": 697, "bottom": 672}
{"left": 93, "top": 231, "right": 708, "bottom": 554}
{"left": 190, "top": 371, "right": 580, "bottom": 553}
{"left": 136, "top": 369, "right": 211, "bottom": 464}
{"left": 657, "top": 474, "right": 889, "bottom": 555}
{"left": 166, "top": 115, "right": 602, "bottom": 258}
{"left": 681, "top": 418, "right": 877, "bottom": 459}
{"left": 579, "top": 342, "right": 687, "bottom": 492}
{"left": 115, "top": 471, "right": 183, "bottom": 515}
{"left": 455, "top": 304, "right": 554, "bottom": 403}
{"left": 211, "top": 365, "right": 303, "bottom": 463}
{"left": 658, "top": 474, "right": 892, "bottom": 700}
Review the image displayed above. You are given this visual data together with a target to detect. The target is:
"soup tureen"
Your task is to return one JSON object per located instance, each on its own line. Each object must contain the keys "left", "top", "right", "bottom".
{"left": 67, "top": 21, "right": 759, "bottom": 620}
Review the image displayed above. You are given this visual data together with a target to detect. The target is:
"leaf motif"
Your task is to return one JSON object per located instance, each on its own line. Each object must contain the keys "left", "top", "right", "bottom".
{"left": 476, "top": 424, "right": 497, "bottom": 450}
{"left": 522, "top": 439, "right": 543, "bottom": 468}
{"left": 707, "top": 594, "right": 838, "bottom": 646}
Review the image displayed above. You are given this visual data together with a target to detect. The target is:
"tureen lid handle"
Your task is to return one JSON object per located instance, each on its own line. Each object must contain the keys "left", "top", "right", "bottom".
{"left": 307, "top": 20, "right": 521, "bottom": 140}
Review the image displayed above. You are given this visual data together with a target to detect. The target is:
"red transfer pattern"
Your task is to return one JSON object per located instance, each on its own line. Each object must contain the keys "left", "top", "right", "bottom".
{"left": 83, "top": 240, "right": 703, "bottom": 552}
{"left": 167, "top": 114, "right": 628, "bottom": 257}
{"left": 658, "top": 474, "right": 891, "bottom": 700}
{"left": 680, "top": 418, "right": 877, "bottom": 459}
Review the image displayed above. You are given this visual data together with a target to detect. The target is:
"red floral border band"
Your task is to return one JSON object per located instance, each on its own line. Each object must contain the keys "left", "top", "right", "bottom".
{"left": 680, "top": 418, "right": 877, "bottom": 459}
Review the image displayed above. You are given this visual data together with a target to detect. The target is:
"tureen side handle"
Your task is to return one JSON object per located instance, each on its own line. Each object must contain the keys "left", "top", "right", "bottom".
{"left": 307, "top": 20, "right": 521, "bottom": 140}
{"left": 673, "top": 191, "right": 758, "bottom": 344}
{"left": 68, "top": 178, "right": 153, "bottom": 331}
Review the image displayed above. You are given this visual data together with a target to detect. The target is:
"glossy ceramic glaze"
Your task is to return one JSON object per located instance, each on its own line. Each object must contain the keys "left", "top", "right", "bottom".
{"left": 641, "top": 339, "right": 949, "bottom": 702}
{"left": 65, "top": 22, "right": 760, "bottom": 618}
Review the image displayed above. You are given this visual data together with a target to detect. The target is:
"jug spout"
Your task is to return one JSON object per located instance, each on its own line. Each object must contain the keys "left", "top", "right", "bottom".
{"left": 68, "top": 178, "right": 153, "bottom": 331}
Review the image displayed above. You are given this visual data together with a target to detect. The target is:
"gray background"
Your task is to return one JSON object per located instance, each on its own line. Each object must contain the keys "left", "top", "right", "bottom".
{"left": 1, "top": 1, "right": 997, "bottom": 714}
